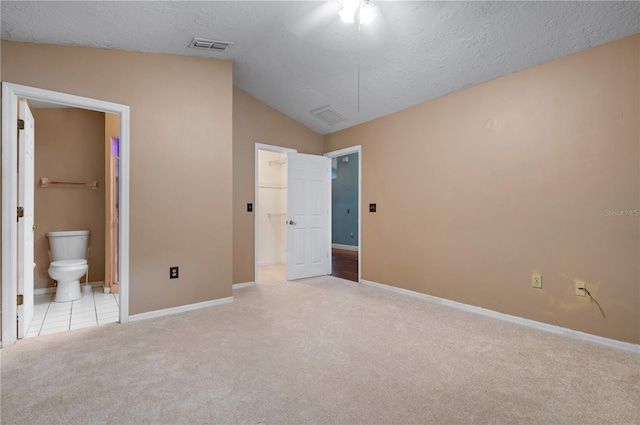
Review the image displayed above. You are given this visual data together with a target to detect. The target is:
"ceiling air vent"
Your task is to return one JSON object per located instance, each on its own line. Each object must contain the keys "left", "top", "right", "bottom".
{"left": 189, "top": 37, "right": 233, "bottom": 52}
{"left": 311, "top": 105, "right": 347, "bottom": 125}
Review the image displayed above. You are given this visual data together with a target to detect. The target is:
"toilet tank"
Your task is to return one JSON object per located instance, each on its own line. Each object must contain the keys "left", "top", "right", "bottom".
{"left": 47, "top": 230, "right": 90, "bottom": 261}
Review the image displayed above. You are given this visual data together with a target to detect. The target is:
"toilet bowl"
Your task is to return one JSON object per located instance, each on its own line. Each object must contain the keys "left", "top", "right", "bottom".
{"left": 48, "top": 259, "right": 87, "bottom": 302}
{"left": 47, "top": 230, "right": 90, "bottom": 303}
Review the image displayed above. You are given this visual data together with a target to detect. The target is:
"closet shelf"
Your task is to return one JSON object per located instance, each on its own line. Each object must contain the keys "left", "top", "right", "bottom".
{"left": 268, "top": 157, "right": 287, "bottom": 167}
{"left": 258, "top": 184, "right": 287, "bottom": 189}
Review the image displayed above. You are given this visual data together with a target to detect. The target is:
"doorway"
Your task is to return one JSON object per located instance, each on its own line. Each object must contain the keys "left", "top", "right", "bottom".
{"left": 253, "top": 143, "right": 332, "bottom": 284}
{"left": 324, "top": 146, "right": 362, "bottom": 283}
{"left": 30, "top": 106, "right": 120, "bottom": 337}
{"left": 256, "top": 149, "right": 289, "bottom": 282}
{"left": 254, "top": 144, "right": 296, "bottom": 284}
{"left": 2, "top": 83, "right": 131, "bottom": 347}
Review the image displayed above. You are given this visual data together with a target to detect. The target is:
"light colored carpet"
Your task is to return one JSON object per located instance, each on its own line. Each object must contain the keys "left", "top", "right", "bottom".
{"left": 1, "top": 264, "right": 638, "bottom": 424}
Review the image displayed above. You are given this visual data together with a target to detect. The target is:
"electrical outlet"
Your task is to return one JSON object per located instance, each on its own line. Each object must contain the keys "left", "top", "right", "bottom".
{"left": 575, "top": 280, "right": 586, "bottom": 296}
{"left": 170, "top": 266, "right": 179, "bottom": 279}
{"left": 532, "top": 274, "right": 542, "bottom": 289}
{"left": 369, "top": 204, "right": 377, "bottom": 212}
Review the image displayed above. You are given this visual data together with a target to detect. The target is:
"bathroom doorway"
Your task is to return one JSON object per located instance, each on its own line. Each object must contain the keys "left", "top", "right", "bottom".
{"left": 324, "top": 146, "right": 362, "bottom": 283}
{"left": 28, "top": 108, "right": 120, "bottom": 337}
{"left": 2, "top": 83, "right": 131, "bottom": 347}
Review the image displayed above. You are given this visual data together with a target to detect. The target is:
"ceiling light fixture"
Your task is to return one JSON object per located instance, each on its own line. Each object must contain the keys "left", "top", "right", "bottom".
{"left": 339, "top": 0, "right": 376, "bottom": 25}
{"left": 359, "top": 3, "right": 377, "bottom": 24}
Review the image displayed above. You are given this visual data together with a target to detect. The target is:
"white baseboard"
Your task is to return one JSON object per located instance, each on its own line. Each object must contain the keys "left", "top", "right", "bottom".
{"left": 34, "top": 280, "right": 104, "bottom": 295}
{"left": 361, "top": 279, "right": 640, "bottom": 354}
{"left": 34, "top": 287, "right": 56, "bottom": 295}
{"left": 129, "top": 297, "right": 234, "bottom": 322}
{"left": 233, "top": 281, "right": 255, "bottom": 290}
{"left": 332, "top": 243, "right": 359, "bottom": 252}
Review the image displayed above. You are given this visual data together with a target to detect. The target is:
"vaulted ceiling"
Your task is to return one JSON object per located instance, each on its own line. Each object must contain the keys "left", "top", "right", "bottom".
{"left": 2, "top": 1, "right": 638, "bottom": 134}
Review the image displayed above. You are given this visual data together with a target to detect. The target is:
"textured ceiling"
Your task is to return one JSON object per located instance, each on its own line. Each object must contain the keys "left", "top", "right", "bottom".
{"left": 2, "top": 1, "right": 639, "bottom": 135}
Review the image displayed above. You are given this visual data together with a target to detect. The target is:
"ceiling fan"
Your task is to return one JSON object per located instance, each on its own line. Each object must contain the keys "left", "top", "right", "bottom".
{"left": 337, "top": 0, "right": 379, "bottom": 112}
{"left": 285, "top": 0, "right": 382, "bottom": 116}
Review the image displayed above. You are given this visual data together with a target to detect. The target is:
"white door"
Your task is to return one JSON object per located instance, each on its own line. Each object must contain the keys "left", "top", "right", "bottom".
{"left": 17, "top": 99, "right": 35, "bottom": 338}
{"left": 286, "top": 152, "right": 331, "bottom": 280}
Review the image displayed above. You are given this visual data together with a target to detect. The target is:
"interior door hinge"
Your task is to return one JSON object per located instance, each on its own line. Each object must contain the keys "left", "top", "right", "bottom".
{"left": 17, "top": 206, "right": 24, "bottom": 219}
{"left": 17, "top": 119, "right": 24, "bottom": 131}
{"left": 17, "top": 294, "right": 23, "bottom": 306}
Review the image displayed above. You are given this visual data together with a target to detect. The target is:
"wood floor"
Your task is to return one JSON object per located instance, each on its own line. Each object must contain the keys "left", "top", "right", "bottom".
{"left": 331, "top": 248, "right": 358, "bottom": 282}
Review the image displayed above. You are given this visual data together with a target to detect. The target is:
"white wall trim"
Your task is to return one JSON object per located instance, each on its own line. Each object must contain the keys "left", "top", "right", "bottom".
{"left": 324, "top": 145, "right": 362, "bottom": 283}
{"left": 33, "top": 281, "right": 104, "bottom": 295}
{"left": 33, "top": 287, "right": 56, "bottom": 295}
{"left": 332, "top": 243, "right": 359, "bottom": 252}
{"left": 129, "top": 297, "right": 234, "bottom": 322}
{"left": 361, "top": 279, "right": 640, "bottom": 354}
{"left": 2, "top": 82, "right": 131, "bottom": 348}
{"left": 324, "top": 145, "right": 361, "bottom": 158}
{"left": 232, "top": 281, "right": 255, "bottom": 290}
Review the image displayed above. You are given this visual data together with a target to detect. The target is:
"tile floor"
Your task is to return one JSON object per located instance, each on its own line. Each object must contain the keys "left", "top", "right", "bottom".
{"left": 26, "top": 286, "right": 120, "bottom": 338}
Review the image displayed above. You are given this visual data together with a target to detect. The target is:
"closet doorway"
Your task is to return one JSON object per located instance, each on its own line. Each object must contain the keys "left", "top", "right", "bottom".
{"left": 256, "top": 149, "right": 289, "bottom": 280}
{"left": 254, "top": 144, "right": 295, "bottom": 284}
{"left": 254, "top": 143, "right": 332, "bottom": 284}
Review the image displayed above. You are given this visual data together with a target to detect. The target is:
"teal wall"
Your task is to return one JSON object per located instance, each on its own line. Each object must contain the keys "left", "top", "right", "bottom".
{"left": 332, "top": 153, "right": 359, "bottom": 246}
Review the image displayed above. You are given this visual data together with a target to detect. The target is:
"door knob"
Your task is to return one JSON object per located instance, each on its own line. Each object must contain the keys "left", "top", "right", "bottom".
{"left": 288, "top": 220, "right": 296, "bottom": 225}
{"left": 33, "top": 225, "right": 39, "bottom": 231}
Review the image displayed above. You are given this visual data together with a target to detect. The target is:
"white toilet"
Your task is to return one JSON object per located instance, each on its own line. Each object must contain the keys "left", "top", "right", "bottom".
{"left": 47, "top": 230, "right": 90, "bottom": 303}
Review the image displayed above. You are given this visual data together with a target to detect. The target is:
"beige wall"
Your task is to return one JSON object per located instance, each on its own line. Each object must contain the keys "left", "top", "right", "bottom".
{"left": 2, "top": 37, "right": 637, "bottom": 345}
{"left": 33, "top": 108, "right": 106, "bottom": 289}
{"left": 1, "top": 41, "right": 233, "bottom": 320}
{"left": 325, "top": 35, "right": 640, "bottom": 344}
{"left": 232, "top": 87, "right": 323, "bottom": 284}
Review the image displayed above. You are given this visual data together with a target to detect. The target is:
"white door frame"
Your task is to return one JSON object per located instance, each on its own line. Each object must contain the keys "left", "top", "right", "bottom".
{"left": 2, "top": 82, "right": 131, "bottom": 347}
{"left": 17, "top": 99, "right": 35, "bottom": 339}
{"left": 324, "top": 145, "right": 362, "bottom": 283}
{"left": 254, "top": 143, "right": 296, "bottom": 284}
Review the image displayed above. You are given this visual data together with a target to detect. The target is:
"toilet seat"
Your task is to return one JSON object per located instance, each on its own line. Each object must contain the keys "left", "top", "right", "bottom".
{"left": 48, "top": 259, "right": 88, "bottom": 302}
{"left": 50, "top": 259, "right": 87, "bottom": 268}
